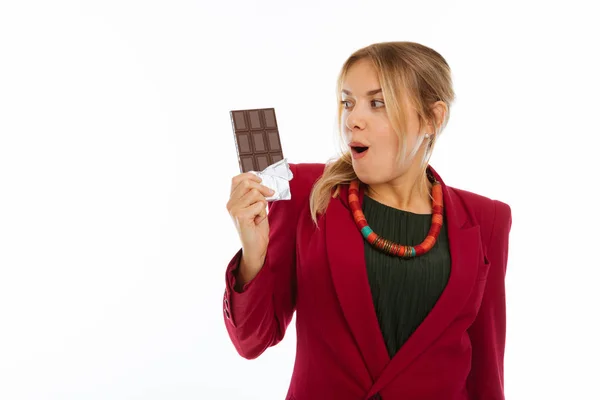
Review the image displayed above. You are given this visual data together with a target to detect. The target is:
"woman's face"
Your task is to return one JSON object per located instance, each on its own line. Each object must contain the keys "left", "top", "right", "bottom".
{"left": 341, "top": 58, "right": 427, "bottom": 185}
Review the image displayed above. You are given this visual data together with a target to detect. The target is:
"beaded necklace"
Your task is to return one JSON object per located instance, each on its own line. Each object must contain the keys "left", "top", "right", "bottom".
{"left": 348, "top": 170, "right": 443, "bottom": 258}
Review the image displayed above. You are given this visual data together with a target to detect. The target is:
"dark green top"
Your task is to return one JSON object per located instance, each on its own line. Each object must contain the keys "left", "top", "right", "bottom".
{"left": 362, "top": 195, "right": 451, "bottom": 358}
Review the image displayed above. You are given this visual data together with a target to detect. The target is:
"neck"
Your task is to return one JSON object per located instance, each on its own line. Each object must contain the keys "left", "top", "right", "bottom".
{"left": 364, "top": 168, "right": 433, "bottom": 214}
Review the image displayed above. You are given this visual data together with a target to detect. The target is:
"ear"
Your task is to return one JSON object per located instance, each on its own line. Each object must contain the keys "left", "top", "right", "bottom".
{"left": 430, "top": 101, "right": 448, "bottom": 131}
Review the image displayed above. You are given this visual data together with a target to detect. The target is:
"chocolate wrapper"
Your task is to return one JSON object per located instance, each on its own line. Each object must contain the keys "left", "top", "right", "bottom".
{"left": 249, "top": 158, "right": 293, "bottom": 201}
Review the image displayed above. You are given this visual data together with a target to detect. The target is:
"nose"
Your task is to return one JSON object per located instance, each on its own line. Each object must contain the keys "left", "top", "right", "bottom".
{"left": 345, "top": 108, "right": 366, "bottom": 131}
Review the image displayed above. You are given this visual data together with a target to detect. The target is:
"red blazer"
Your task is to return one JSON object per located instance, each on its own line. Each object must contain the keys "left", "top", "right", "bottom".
{"left": 223, "top": 163, "right": 512, "bottom": 400}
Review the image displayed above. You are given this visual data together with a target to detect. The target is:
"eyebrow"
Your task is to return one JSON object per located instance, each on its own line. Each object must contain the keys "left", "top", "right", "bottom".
{"left": 342, "top": 88, "right": 382, "bottom": 96}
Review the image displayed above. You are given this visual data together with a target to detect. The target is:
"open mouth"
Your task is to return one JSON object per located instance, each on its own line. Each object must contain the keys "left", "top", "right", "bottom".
{"left": 350, "top": 146, "right": 369, "bottom": 159}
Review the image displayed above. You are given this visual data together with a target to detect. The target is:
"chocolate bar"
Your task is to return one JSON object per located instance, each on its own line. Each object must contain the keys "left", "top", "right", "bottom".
{"left": 230, "top": 108, "right": 284, "bottom": 173}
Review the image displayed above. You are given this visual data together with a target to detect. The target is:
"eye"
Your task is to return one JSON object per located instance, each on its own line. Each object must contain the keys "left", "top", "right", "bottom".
{"left": 340, "top": 99, "right": 384, "bottom": 109}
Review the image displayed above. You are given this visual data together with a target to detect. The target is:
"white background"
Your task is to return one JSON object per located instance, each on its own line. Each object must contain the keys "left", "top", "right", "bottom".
{"left": 1, "top": 0, "right": 598, "bottom": 399}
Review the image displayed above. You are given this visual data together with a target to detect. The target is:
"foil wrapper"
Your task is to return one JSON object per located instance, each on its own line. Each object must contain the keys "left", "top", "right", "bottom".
{"left": 249, "top": 158, "right": 293, "bottom": 201}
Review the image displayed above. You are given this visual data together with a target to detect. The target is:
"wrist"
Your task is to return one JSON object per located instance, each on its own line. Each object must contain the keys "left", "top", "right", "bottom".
{"left": 235, "top": 255, "right": 263, "bottom": 290}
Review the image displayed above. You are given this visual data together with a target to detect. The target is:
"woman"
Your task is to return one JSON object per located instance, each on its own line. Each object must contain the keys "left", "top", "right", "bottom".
{"left": 223, "top": 41, "right": 512, "bottom": 400}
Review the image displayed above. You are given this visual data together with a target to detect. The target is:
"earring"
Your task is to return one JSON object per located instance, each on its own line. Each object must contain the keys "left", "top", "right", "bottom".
{"left": 424, "top": 133, "right": 432, "bottom": 139}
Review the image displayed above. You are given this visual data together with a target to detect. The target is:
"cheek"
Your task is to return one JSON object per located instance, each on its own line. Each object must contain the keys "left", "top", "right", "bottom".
{"left": 374, "top": 122, "right": 398, "bottom": 147}
{"left": 341, "top": 115, "right": 350, "bottom": 137}
{"left": 371, "top": 124, "right": 401, "bottom": 165}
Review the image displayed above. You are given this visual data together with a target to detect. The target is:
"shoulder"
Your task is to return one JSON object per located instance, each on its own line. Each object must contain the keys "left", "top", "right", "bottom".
{"left": 290, "top": 163, "right": 326, "bottom": 186}
{"left": 449, "top": 186, "right": 511, "bottom": 218}
{"left": 447, "top": 186, "right": 512, "bottom": 246}
{"left": 288, "top": 162, "right": 326, "bottom": 202}
{"left": 266, "top": 162, "right": 325, "bottom": 223}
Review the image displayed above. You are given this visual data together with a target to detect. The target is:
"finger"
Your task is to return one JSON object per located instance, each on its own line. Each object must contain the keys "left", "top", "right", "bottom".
{"left": 228, "top": 187, "right": 266, "bottom": 218}
{"left": 230, "top": 181, "right": 274, "bottom": 204}
{"left": 230, "top": 173, "right": 262, "bottom": 194}
{"left": 236, "top": 187, "right": 270, "bottom": 210}
{"left": 236, "top": 199, "right": 267, "bottom": 225}
{"left": 254, "top": 206, "right": 268, "bottom": 225}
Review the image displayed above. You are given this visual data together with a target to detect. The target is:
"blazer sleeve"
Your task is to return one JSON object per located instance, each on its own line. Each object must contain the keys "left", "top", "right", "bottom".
{"left": 466, "top": 199, "right": 513, "bottom": 400}
{"left": 222, "top": 163, "right": 302, "bottom": 359}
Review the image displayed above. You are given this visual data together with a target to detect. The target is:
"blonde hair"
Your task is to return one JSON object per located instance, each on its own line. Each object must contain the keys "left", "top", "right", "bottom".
{"left": 309, "top": 41, "right": 455, "bottom": 225}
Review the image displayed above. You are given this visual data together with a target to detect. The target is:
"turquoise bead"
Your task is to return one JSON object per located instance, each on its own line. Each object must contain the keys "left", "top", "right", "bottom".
{"left": 360, "top": 226, "right": 373, "bottom": 238}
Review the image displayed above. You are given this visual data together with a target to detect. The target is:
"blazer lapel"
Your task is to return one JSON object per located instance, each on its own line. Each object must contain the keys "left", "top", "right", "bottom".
{"left": 325, "top": 183, "right": 390, "bottom": 382}
{"left": 325, "top": 165, "right": 484, "bottom": 395}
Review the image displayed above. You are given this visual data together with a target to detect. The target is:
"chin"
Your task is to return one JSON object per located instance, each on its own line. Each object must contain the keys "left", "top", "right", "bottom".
{"left": 353, "top": 163, "right": 402, "bottom": 186}
{"left": 353, "top": 167, "right": 381, "bottom": 186}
